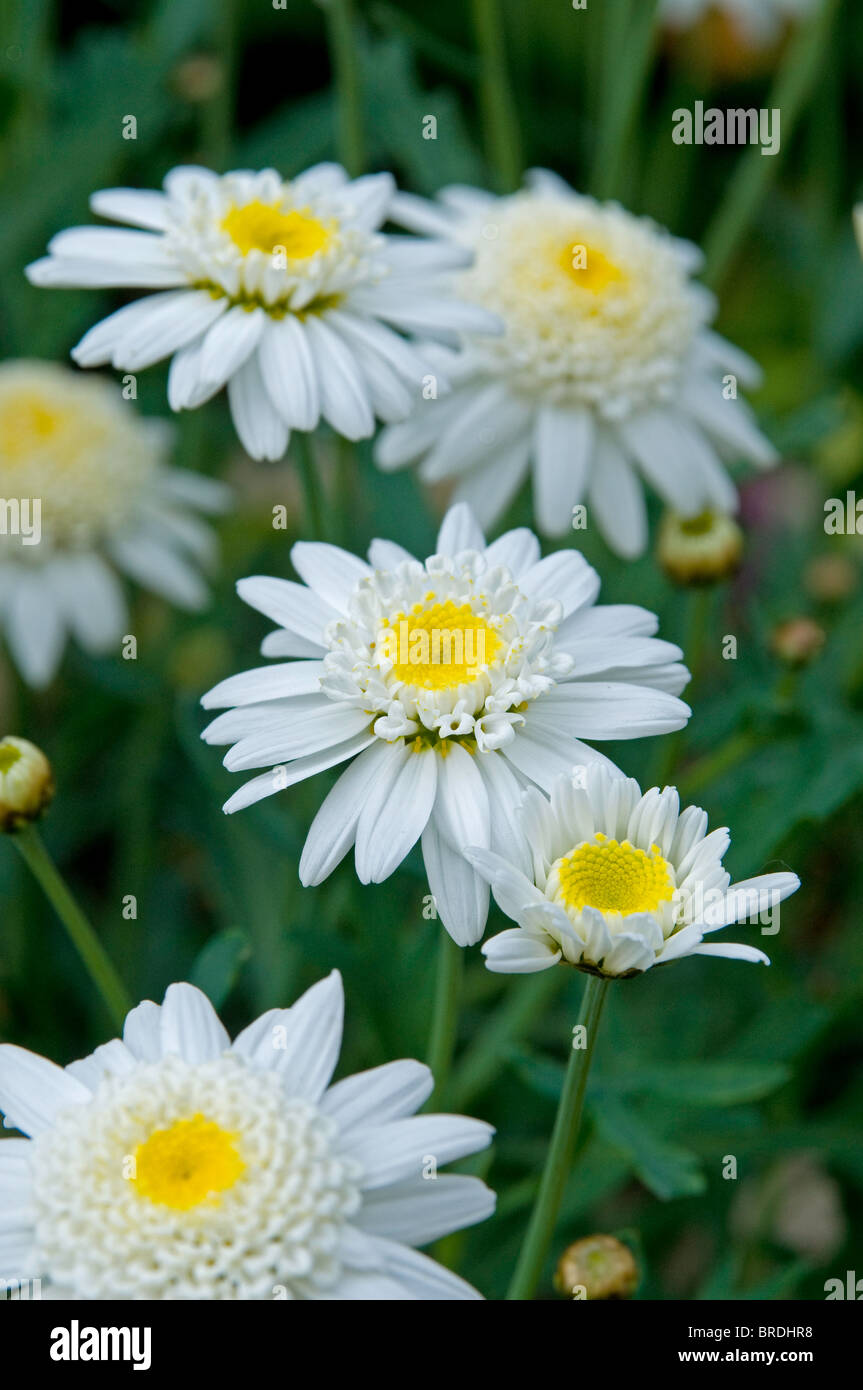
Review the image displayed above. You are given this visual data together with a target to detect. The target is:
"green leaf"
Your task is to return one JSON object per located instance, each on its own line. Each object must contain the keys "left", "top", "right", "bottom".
{"left": 190, "top": 928, "right": 251, "bottom": 1009}
{"left": 617, "top": 1061, "right": 791, "bottom": 1107}
{"left": 591, "top": 1097, "right": 706, "bottom": 1201}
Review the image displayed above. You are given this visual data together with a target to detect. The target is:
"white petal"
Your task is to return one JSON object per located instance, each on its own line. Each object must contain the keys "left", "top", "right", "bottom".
{"left": 691, "top": 942, "right": 771, "bottom": 965}
{"left": 232, "top": 971, "right": 343, "bottom": 1102}
{"left": 343, "top": 1114, "right": 493, "bottom": 1190}
{"left": 533, "top": 405, "right": 594, "bottom": 536}
{"left": 421, "top": 819, "right": 489, "bottom": 946}
{"left": 52, "top": 552, "right": 126, "bottom": 654}
{"left": 435, "top": 503, "right": 485, "bottom": 556}
{"left": 290, "top": 542, "right": 371, "bottom": 612}
{"left": 224, "top": 703, "right": 371, "bottom": 770}
{"left": 617, "top": 409, "right": 715, "bottom": 517}
{"left": 518, "top": 551, "right": 600, "bottom": 617}
{"left": 122, "top": 1000, "right": 163, "bottom": 1062}
{"left": 321, "top": 1059, "right": 433, "bottom": 1131}
{"left": 0, "top": 1047, "right": 90, "bottom": 1136}
{"left": 299, "top": 740, "right": 394, "bottom": 885}
{"left": 482, "top": 927, "right": 561, "bottom": 973}
{"left": 199, "top": 305, "right": 267, "bottom": 391}
{"left": 368, "top": 1235, "right": 484, "bottom": 1299}
{"left": 227, "top": 353, "right": 290, "bottom": 461}
{"left": 355, "top": 744, "right": 437, "bottom": 884}
{"left": 4, "top": 570, "right": 66, "bottom": 688}
{"left": 483, "top": 527, "right": 540, "bottom": 577}
{"left": 109, "top": 529, "right": 207, "bottom": 610}
{"left": 356, "top": 1175, "right": 495, "bottom": 1247}
{"left": 304, "top": 315, "right": 375, "bottom": 440}
{"left": 237, "top": 575, "right": 339, "bottom": 643}
{"left": 202, "top": 660, "right": 324, "bottom": 709}
{"left": 258, "top": 316, "right": 320, "bottom": 430}
{"left": 368, "top": 539, "right": 417, "bottom": 569}
{"left": 222, "top": 732, "right": 374, "bottom": 814}
{"left": 587, "top": 431, "right": 648, "bottom": 559}
{"left": 90, "top": 187, "right": 171, "bottom": 230}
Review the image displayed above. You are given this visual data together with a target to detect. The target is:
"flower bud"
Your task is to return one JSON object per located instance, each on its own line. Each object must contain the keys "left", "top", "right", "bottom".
{"left": 554, "top": 1233, "right": 638, "bottom": 1300}
{"left": 0, "top": 736, "right": 54, "bottom": 831}
{"left": 657, "top": 510, "right": 743, "bottom": 587}
{"left": 805, "top": 554, "right": 857, "bottom": 604}
{"left": 770, "top": 617, "right": 826, "bottom": 668}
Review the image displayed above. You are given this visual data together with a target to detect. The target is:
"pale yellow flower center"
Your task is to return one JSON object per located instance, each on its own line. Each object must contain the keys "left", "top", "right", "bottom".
{"left": 222, "top": 201, "right": 333, "bottom": 259}
{"left": 559, "top": 241, "right": 626, "bottom": 294}
{"left": 131, "top": 1114, "right": 245, "bottom": 1210}
{"left": 382, "top": 600, "right": 502, "bottom": 691}
{"left": 0, "top": 393, "right": 62, "bottom": 461}
{"left": 558, "top": 833, "right": 675, "bottom": 915}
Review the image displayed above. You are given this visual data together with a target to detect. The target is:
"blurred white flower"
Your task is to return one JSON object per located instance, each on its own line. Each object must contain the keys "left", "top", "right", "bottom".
{"left": 377, "top": 173, "right": 776, "bottom": 557}
{"left": 26, "top": 164, "right": 499, "bottom": 461}
{"left": 201, "top": 502, "right": 690, "bottom": 945}
{"left": 0, "top": 971, "right": 495, "bottom": 1300}
{"left": 467, "top": 762, "right": 799, "bottom": 976}
{"left": 0, "top": 361, "right": 227, "bottom": 687}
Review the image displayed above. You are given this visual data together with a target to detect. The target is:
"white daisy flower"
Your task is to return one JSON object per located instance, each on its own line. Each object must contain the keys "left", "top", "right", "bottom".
{"left": 466, "top": 763, "right": 800, "bottom": 977}
{"left": 661, "top": 0, "right": 816, "bottom": 45}
{"left": 201, "top": 502, "right": 691, "bottom": 946}
{"left": 0, "top": 970, "right": 495, "bottom": 1300}
{"left": 25, "top": 164, "right": 500, "bottom": 462}
{"left": 0, "top": 361, "right": 227, "bottom": 688}
{"left": 376, "top": 172, "right": 777, "bottom": 558}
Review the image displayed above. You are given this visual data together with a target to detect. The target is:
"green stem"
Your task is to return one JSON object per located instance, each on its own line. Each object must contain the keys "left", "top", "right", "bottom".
{"left": 702, "top": 0, "right": 839, "bottom": 290}
{"left": 470, "top": 0, "right": 523, "bottom": 191}
{"left": 507, "top": 974, "right": 609, "bottom": 1300}
{"left": 294, "top": 432, "right": 327, "bottom": 540}
{"left": 324, "top": 0, "right": 366, "bottom": 176}
{"left": 684, "top": 587, "right": 712, "bottom": 697}
{"left": 426, "top": 930, "right": 464, "bottom": 1109}
{"left": 12, "top": 825, "right": 132, "bottom": 1030}
{"left": 201, "top": 0, "right": 236, "bottom": 170}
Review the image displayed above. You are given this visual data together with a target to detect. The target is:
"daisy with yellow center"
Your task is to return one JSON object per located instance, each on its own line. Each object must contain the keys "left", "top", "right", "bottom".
{"left": 201, "top": 502, "right": 691, "bottom": 947}
{"left": 467, "top": 762, "right": 799, "bottom": 977}
{"left": 0, "top": 973, "right": 496, "bottom": 1299}
{"left": 26, "top": 164, "right": 499, "bottom": 461}
{"left": 0, "top": 360, "right": 227, "bottom": 688}
{"left": 377, "top": 171, "right": 777, "bottom": 558}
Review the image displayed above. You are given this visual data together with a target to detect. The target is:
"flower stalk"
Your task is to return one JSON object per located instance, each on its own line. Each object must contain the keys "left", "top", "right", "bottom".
{"left": 12, "top": 824, "right": 132, "bottom": 1029}
{"left": 426, "top": 930, "right": 464, "bottom": 1109}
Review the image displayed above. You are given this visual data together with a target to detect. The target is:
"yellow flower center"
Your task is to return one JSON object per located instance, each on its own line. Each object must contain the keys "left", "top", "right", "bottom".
{"left": 221, "top": 201, "right": 332, "bottom": 259}
{"left": 559, "top": 241, "right": 626, "bottom": 294}
{"left": 382, "top": 600, "right": 503, "bottom": 691}
{"left": 557, "top": 833, "right": 675, "bottom": 915}
{"left": 0, "top": 393, "right": 62, "bottom": 461}
{"left": 131, "top": 1113, "right": 245, "bottom": 1210}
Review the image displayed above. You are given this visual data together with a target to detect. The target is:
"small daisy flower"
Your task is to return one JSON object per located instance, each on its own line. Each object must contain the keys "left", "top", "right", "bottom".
{"left": 661, "top": 0, "right": 816, "bottom": 46}
{"left": 26, "top": 164, "right": 499, "bottom": 461}
{"left": 0, "top": 971, "right": 495, "bottom": 1300}
{"left": 377, "top": 172, "right": 777, "bottom": 557}
{"left": 0, "top": 361, "right": 227, "bottom": 688}
{"left": 466, "top": 763, "right": 800, "bottom": 977}
{"left": 201, "top": 502, "right": 691, "bottom": 945}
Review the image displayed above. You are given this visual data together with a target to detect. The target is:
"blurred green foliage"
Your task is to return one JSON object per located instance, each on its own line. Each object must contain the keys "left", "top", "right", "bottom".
{"left": 0, "top": 0, "right": 861, "bottom": 1300}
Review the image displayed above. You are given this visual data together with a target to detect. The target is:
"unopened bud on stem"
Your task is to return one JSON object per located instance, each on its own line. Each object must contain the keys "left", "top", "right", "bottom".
{"left": 0, "top": 737, "right": 54, "bottom": 832}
